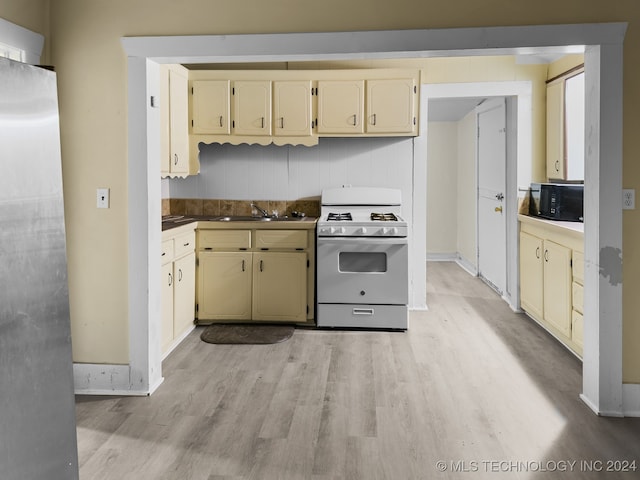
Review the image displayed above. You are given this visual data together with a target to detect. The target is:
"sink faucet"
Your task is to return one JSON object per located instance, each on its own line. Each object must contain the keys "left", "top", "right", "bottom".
{"left": 251, "top": 202, "right": 270, "bottom": 217}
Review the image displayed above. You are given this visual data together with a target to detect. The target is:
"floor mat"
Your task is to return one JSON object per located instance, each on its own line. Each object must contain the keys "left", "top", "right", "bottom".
{"left": 200, "top": 323, "right": 295, "bottom": 344}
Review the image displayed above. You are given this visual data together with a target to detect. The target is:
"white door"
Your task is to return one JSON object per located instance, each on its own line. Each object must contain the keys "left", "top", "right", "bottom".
{"left": 477, "top": 98, "right": 506, "bottom": 294}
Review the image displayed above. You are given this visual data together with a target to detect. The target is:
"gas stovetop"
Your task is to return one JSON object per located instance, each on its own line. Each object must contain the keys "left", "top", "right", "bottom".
{"left": 317, "top": 187, "right": 408, "bottom": 237}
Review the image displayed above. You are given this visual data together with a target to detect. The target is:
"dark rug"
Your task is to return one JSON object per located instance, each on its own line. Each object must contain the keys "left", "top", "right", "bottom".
{"left": 200, "top": 323, "right": 295, "bottom": 345}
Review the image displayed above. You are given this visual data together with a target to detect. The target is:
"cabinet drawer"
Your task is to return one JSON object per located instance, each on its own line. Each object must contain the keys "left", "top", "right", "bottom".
{"left": 572, "top": 281, "right": 583, "bottom": 314}
{"left": 255, "top": 230, "right": 307, "bottom": 249}
{"left": 573, "top": 251, "right": 584, "bottom": 284}
{"left": 572, "top": 310, "right": 584, "bottom": 349}
{"left": 161, "top": 240, "right": 174, "bottom": 264}
{"left": 174, "top": 231, "right": 196, "bottom": 258}
{"left": 198, "top": 230, "right": 251, "bottom": 250}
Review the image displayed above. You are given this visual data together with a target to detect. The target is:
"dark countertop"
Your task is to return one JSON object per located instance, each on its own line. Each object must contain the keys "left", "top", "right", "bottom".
{"left": 162, "top": 214, "right": 318, "bottom": 232}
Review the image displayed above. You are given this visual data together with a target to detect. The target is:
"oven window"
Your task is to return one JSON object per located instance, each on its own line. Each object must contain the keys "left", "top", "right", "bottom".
{"left": 339, "top": 252, "right": 387, "bottom": 273}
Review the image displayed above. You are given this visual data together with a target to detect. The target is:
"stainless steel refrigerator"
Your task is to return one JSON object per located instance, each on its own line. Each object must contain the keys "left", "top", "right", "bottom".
{"left": 0, "top": 58, "right": 79, "bottom": 479}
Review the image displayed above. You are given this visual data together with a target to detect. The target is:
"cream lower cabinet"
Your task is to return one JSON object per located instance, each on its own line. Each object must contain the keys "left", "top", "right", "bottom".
{"left": 519, "top": 216, "right": 583, "bottom": 357}
{"left": 161, "top": 229, "right": 196, "bottom": 355}
{"left": 196, "top": 227, "right": 312, "bottom": 324}
{"left": 198, "top": 251, "right": 253, "bottom": 320}
{"left": 252, "top": 252, "right": 307, "bottom": 321}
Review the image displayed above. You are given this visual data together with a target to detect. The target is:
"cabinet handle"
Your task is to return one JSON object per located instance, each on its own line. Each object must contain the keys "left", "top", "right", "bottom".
{"left": 260, "top": 260, "right": 264, "bottom": 272}
{"left": 535, "top": 246, "right": 540, "bottom": 259}
{"left": 352, "top": 114, "right": 357, "bottom": 126}
{"left": 219, "top": 115, "right": 223, "bottom": 127}
{"left": 174, "top": 153, "right": 178, "bottom": 166}
{"left": 183, "top": 242, "right": 190, "bottom": 247}
{"left": 372, "top": 113, "right": 377, "bottom": 126}
{"left": 353, "top": 308, "right": 374, "bottom": 316}
{"left": 544, "top": 249, "right": 549, "bottom": 262}
{"left": 178, "top": 268, "right": 183, "bottom": 282}
{"left": 168, "top": 272, "right": 173, "bottom": 287}
{"left": 280, "top": 117, "right": 284, "bottom": 129}
{"left": 241, "top": 259, "right": 245, "bottom": 272}
{"left": 555, "top": 160, "right": 560, "bottom": 172}
{"left": 261, "top": 117, "right": 265, "bottom": 129}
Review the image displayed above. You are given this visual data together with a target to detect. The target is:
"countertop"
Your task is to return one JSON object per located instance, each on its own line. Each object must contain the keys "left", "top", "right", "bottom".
{"left": 162, "top": 214, "right": 318, "bottom": 236}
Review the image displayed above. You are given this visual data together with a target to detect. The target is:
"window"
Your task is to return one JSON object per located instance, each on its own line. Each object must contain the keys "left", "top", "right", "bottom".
{"left": 0, "top": 41, "right": 25, "bottom": 61}
{"left": 0, "top": 17, "right": 44, "bottom": 64}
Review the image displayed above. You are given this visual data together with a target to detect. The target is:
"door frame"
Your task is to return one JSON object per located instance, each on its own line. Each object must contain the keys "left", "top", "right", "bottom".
{"left": 121, "top": 24, "right": 628, "bottom": 416}
{"left": 423, "top": 83, "right": 529, "bottom": 312}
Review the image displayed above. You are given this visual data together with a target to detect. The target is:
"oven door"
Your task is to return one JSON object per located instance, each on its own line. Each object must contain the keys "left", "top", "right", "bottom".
{"left": 316, "top": 236, "right": 408, "bottom": 305}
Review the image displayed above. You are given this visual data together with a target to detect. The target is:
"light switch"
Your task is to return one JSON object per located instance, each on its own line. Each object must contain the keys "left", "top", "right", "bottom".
{"left": 97, "top": 188, "right": 110, "bottom": 209}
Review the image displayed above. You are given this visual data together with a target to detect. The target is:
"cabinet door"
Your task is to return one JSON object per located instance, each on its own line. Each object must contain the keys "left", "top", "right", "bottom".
{"left": 366, "top": 78, "right": 416, "bottom": 134}
{"left": 232, "top": 80, "right": 272, "bottom": 135}
{"left": 316, "top": 80, "right": 364, "bottom": 134}
{"left": 191, "top": 80, "right": 230, "bottom": 134}
{"left": 198, "top": 252, "right": 252, "bottom": 320}
{"left": 543, "top": 239, "right": 572, "bottom": 337}
{"left": 173, "top": 252, "right": 196, "bottom": 338}
{"left": 161, "top": 262, "right": 174, "bottom": 353}
{"left": 169, "top": 68, "right": 190, "bottom": 174}
{"left": 546, "top": 79, "right": 564, "bottom": 180}
{"left": 519, "top": 231, "right": 544, "bottom": 320}
{"left": 273, "top": 80, "right": 313, "bottom": 136}
{"left": 252, "top": 252, "right": 307, "bottom": 322}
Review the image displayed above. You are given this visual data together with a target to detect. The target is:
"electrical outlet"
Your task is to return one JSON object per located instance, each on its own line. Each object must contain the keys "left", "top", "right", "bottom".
{"left": 97, "top": 188, "right": 110, "bottom": 209}
{"left": 623, "top": 189, "right": 635, "bottom": 210}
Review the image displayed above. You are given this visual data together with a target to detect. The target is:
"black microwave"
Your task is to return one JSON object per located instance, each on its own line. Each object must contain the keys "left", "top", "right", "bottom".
{"left": 529, "top": 183, "right": 584, "bottom": 222}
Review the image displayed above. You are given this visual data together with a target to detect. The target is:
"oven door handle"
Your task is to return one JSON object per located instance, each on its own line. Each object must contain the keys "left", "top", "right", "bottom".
{"left": 353, "top": 308, "right": 375, "bottom": 316}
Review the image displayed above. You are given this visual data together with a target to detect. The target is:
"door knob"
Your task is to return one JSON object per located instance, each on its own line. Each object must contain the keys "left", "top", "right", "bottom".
{"left": 495, "top": 193, "right": 504, "bottom": 201}
{"left": 495, "top": 206, "right": 503, "bottom": 213}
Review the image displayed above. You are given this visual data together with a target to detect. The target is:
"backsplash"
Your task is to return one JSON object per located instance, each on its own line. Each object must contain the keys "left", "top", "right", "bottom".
{"left": 163, "top": 198, "right": 320, "bottom": 218}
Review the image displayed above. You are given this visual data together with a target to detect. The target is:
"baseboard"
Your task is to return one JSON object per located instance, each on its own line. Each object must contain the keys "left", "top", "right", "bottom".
{"left": 426, "top": 252, "right": 457, "bottom": 262}
{"left": 162, "top": 324, "right": 196, "bottom": 361}
{"left": 455, "top": 255, "right": 478, "bottom": 276}
{"left": 73, "top": 363, "right": 156, "bottom": 396}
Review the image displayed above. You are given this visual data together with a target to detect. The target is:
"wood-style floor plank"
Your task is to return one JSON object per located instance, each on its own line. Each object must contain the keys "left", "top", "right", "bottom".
{"left": 76, "top": 262, "right": 640, "bottom": 479}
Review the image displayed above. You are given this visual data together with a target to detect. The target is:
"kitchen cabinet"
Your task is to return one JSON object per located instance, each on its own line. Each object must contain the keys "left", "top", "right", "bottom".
{"left": 190, "top": 80, "right": 230, "bottom": 135}
{"left": 161, "top": 228, "right": 196, "bottom": 355}
{"left": 232, "top": 80, "right": 272, "bottom": 135}
{"left": 519, "top": 215, "right": 583, "bottom": 357}
{"left": 198, "top": 251, "right": 253, "bottom": 320}
{"left": 546, "top": 78, "right": 564, "bottom": 180}
{"left": 161, "top": 65, "right": 193, "bottom": 177}
{"left": 316, "top": 80, "right": 365, "bottom": 134}
{"left": 273, "top": 80, "right": 313, "bottom": 137}
{"left": 366, "top": 78, "right": 417, "bottom": 134}
{"left": 196, "top": 224, "right": 314, "bottom": 324}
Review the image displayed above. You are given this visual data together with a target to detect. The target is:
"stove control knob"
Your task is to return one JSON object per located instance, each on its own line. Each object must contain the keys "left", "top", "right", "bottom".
{"left": 382, "top": 227, "right": 398, "bottom": 236}
{"left": 320, "top": 227, "right": 331, "bottom": 235}
{"left": 359, "top": 227, "right": 367, "bottom": 234}
{"left": 337, "top": 227, "right": 346, "bottom": 234}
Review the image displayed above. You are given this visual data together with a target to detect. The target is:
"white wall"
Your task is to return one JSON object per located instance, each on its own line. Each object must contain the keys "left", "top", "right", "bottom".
{"left": 426, "top": 122, "right": 458, "bottom": 255}
{"left": 456, "top": 111, "right": 477, "bottom": 268}
{"left": 168, "top": 137, "right": 415, "bottom": 211}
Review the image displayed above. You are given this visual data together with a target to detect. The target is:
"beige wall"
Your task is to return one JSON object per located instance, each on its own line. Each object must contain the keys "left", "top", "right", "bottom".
{"left": 457, "top": 111, "right": 477, "bottom": 266}
{"left": 2, "top": 0, "right": 635, "bottom": 381}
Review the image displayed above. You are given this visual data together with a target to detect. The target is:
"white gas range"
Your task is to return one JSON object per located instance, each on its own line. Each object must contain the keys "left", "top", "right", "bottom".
{"left": 316, "top": 186, "right": 409, "bottom": 330}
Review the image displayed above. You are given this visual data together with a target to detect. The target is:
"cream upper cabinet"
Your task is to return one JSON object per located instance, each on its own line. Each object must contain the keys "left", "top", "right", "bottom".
{"left": 546, "top": 79, "right": 564, "bottom": 180}
{"left": 232, "top": 80, "right": 272, "bottom": 135}
{"left": 273, "top": 80, "right": 313, "bottom": 137}
{"left": 366, "top": 78, "right": 417, "bottom": 134}
{"left": 161, "top": 65, "right": 198, "bottom": 177}
{"left": 316, "top": 80, "right": 365, "bottom": 134}
{"left": 198, "top": 251, "right": 253, "bottom": 320}
{"left": 252, "top": 252, "right": 307, "bottom": 322}
{"left": 542, "top": 239, "right": 573, "bottom": 337}
{"left": 519, "top": 231, "right": 544, "bottom": 320}
{"left": 190, "top": 80, "right": 230, "bottom": 135}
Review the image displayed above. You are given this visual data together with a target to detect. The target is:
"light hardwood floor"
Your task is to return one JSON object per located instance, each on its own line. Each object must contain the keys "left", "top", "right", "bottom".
{"left": 76, "top": 262, "right": 640, "bottom": 479}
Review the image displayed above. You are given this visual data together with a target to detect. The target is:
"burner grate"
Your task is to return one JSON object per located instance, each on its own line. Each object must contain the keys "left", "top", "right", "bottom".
{"left": 371, "top": 212, "right": 398, "bottom": 221}
{"left": 327, "top": 212, "right": 352, "bottom": 221}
